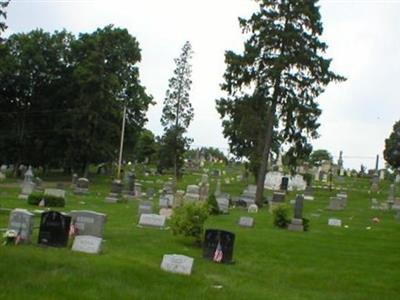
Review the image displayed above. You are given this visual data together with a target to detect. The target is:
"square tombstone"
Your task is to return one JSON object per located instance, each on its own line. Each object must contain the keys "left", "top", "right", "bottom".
{"left": 216, "top": 197, "right": 229, "bottom": 214}
{"left": 134, "top": 183, "right": 143, "bottom": 197}
{"left": 280, "top": 176, "right": 289, "bottom": 191}
{"left": 159, "top": 195, "right": 171, "bottom": 208}
{"left": 238, "top": 216, "right": 254, "bottom": 228}
{"left": 138, "top": 201, "right": 153, "bottom": 216}
{"left": 72, "top": 235, "right": 102, "bottom": 254}
{"left": 44, "top": 188, "right": 66, "bottom": 199}
{"left": 161, "top": 254, "right": 194, "bottom": 275}
{"left": 272, "top": 192, "right": 286, "bottom": 203}
{"left": 138, "top": 214, "right": 166, "bottom": 228}
{"left": 328, "top": 197, "right": 344, "bottom": 211}
{"left": 328, "top": 218, "right": 342, "bottom": 227}
{"left": 159, "top": 208, "right": 173, "bottom": 219}
{"left": 288, "top": 218, "right": 304, "bottom": 232}
{"left": 203, "top": 229, "right": 235, "bottom": 264}
{"left": 110, "top": 180, "right": 123, "bottom": 194}
{"left": 69, "top": 210, "right": 107, "bottom": 238}
{"left": 38, "top": 211, "right": 71, "bottom": 247}
{"left": 75, "top": 178, "right": 89, "bottom": 195}
{"left": 8, "top": 209, "right": 35, "bottom": 243}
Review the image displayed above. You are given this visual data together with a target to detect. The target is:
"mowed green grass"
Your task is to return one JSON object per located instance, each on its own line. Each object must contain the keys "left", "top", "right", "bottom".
{"left": 0, "top": 169, "right": 399, "bottom": 300}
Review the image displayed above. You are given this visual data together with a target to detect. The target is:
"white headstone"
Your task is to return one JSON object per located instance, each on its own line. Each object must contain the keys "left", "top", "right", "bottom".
{"left": 248, "top": 204, "right": 258, "bottom": 213}
{"left": 238, "top": 216, "right": 254, "bottom": 227}
{"left": 72, "top": 235, "right": 102, "bottom": 254}
{"left": 160, "top": 254, "right": 194, "bottom": 275}
{"left": 138, "top": 214, "right": 166, "bottom": 228}
{"left": 328, "top": 218, "right": 342, "bottom": 227}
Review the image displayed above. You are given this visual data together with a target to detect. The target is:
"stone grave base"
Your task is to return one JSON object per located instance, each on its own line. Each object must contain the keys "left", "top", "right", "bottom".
{"left": 18, "top": 194, "right": 29, "bottom": 200}
{"left": 288, "top": 218, "right": 304, "bottom": 232}
{"left": 74, "top": 188, "right": 89, "bottom": 195}
{"left": 105, "top": 193, "right": 120, "bottom": 203}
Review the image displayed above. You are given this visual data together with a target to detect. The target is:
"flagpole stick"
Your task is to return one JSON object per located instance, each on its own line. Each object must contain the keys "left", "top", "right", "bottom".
{"left": 117, "top": 105, "right": 127, "bottom": 180}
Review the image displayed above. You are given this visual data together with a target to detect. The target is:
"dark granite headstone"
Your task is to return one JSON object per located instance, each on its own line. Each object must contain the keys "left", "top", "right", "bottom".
{"left": 203, "top": 229, "right": 235, "bottom": 264}
{"left": 38, "top": 211, "right": 71, "bottom": 247}
{"left": 294, "top": 195, "right": 304, "bottom": 219}
{"left": 280, "top": 176, "right": 289, "bottom": 191}
{"left": 272, "top": 192, "right": 286, "bottom": 203}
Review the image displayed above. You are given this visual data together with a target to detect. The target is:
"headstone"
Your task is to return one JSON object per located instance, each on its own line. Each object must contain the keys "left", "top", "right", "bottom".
{"left": 328, "top": 218, "right": 342, "bottom": 227}
{"left": 185, "top": 185, "right": 200, "bottom": 203}
{"left": 272, "top": 192, "right": 285, "bottom": 203}
{"left": 238, "top": 185, "right": 256, "bottom": 207}
{"left": 328, "top": 197, "right": 344, "bottom": 210}
{"left": 44, "top": 188, "right": 66, "bottom": 199}
{"left": 0, "top": 171, "right": 5, "bottom": 181}
{"left": 8, "top": 209, "right": 35, "bottom": 243}
{"left": 248, "top": 204, "right": 258, "bottom": 213}
{"left": 69, "top": 210, "right": 107, "bottom": 238}
{"left": 134, "top": 183, "right": 143, "bottom": 197}
{"left": 216, "top": 196, "right": 229, "bottom": 214}
{"left": 215, "top": 179, "right": 221, "bottom": 196}
{"left": 0, "top": 164, "right": 7, "bottom": 172}
{"left": 72, "top": 235, "right": 102, "bottom": 254}
{"left": 71, "top": 173, "right": 78, "bottom": 187}
{"left": 395, "top": 174, "right": 400, "bottom": 183}
{"left": 264, "top": 171, "right": 284, "bottom": 190}
{"left": 105, "top": 180, "right": 123, "bottom": 203}
{"left": 19, "top": 181, "right": 36, "bottom": 199}
{"left": 379, "top": 170, "right": 385, "bottom": 180}
{"left": 238, "top": 216, "right": 254, "bottom": 228}
{"left": 24, "top": 166, "right": 34, "bottom": 183}
{"left": 288, "top": 218, "right": 304, "bottom": 231}
{"left": 203, "top": 229, "right": 235, "bottom": 264}
{"left": 138, "top": 214, "right": 166, "bottom": 228}
{"left": 288, "top": 195, "right": 304, "bottom": 231}
{"left": 280, "top": 176, "right": 289, "bottom": 191}
{"left": 159, "top": 208, "right": 173, "bottom": 219}
{"left": 138, "top": 201, "right": 153, "bottom": 216}
{"left": 160, "top": 254, "right": 194, "bottom": 275}
{"left": 38, "top": 211, "right": 71, "bottom": 247}
{"left": 75, "top": 178, "right": 89, "bottom": 195}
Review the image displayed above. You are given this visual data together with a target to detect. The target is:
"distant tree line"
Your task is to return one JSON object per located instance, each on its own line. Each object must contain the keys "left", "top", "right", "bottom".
{"left": 0, "top": 26, "right": 153, "bottom": 176}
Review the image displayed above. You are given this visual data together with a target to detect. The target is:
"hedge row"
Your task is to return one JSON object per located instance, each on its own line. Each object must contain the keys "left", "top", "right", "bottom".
{"left": 27, "top": 193, "right": 65, "bottom": 207}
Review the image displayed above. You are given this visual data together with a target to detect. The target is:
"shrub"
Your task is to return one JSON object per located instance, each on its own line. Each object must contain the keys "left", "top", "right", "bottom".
{"left": 27, "top": 193, "right": 43, "bottom": 206}
{"left": 170, "top": 202, "right": 209, "bottom": 244}
{"left": 302, "top": 218, "right": 310, "bottom": 231}
{"left": 207, "top": 193, "right": 220, "bottom": 215}
{"left": 272, "top": 204, "right": 291, "bottom": 228}
{"left": 27, "top": 193, "right": 65, "bottom": 207}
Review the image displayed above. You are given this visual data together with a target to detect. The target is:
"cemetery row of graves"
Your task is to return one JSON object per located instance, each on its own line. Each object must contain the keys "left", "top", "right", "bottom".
{"left": 0, "top": 162, "right": 400, "bottom": 299}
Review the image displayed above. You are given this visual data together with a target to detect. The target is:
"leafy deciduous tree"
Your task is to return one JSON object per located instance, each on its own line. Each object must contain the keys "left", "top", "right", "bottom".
{"left": 384, "top": 120, "right": 400, "bottom": 172}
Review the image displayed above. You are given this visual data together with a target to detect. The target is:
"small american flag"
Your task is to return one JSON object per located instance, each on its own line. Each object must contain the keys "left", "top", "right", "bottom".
{"left": 69, "top": 223, "right": 78, "bottom": 237}
{"left": 15, "top": 228, "right": 22, "bottom": 245}
{"left": 213, "top": 242, "right": 223, "bottom": 263}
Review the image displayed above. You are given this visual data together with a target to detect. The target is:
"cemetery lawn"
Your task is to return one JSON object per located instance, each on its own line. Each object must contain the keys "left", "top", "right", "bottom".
{"left": 0, "top": 171, "right": 399, "bottom": 300}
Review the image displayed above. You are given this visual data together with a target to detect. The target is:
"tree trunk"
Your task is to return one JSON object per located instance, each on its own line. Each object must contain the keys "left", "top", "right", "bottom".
{"left": 255, "top": 104, "right": 275, "bottom": 206}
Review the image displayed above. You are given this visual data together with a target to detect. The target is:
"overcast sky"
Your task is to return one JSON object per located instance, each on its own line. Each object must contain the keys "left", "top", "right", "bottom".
{"left": 4, "top": 0, "right": 400, "bottom": 170}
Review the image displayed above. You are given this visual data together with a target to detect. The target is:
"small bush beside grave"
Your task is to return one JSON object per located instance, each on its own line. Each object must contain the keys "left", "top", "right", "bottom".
{"left": 170, "top": 202, "right": 209, "bottom": 244}
{"left": 272, "top": 204, "right": 291, "bottom": 228}
{"left": 207, "top": 193, "right": 220, "bottom": 215}
{"left": 27, "top": 193, "right": 65, "bottom": 207}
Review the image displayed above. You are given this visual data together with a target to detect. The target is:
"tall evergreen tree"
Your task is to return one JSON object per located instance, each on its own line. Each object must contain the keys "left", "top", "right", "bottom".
{"left": 216, "top": 0, "right": 345, "bottom": 205}
{"left": 160, "top": 41, "right": 194, "bottom": 180}
{"left": 384, "top": 120, "right": 400, "bottom": 172}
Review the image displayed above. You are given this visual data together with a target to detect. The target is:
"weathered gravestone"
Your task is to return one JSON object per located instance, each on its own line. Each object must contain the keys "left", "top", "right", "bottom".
{"left": 134, "top": 183, "right": 143, "bottom": 197}
{"left": 280, "top": 176, "right": 289, "bottom": 191}
{"left": 185, "top": 185, "right": 200, "bottom": 203}
{"left": 74, "top": 178, "right": 89, "bottom": 195}
{"left": 272, "top": 192, "right": 286, "bottom": 203}
{"left": 328, "top": 197, "right": 344, "bottom": 211}
{"left": 38, "top": 211, "right": 71, "bottom": 247}
{"left": 0, "top": 171, "right": 5, "bottom": 181}
{"left": 248, "top": 204, "right": 258, "bottom": 213}
{"left": 159, "top": 208, "right": 173, "bottom": 219}
{"left": 238, "top": 185, "right": 256, "bottom": 207}
{"left": 216, "top": 195, "right": 230, "bottom": 214}
{"left": 288, "top": 195, "right": 304, "bottom": 231}
{"left": 44, "top": 188, "right": 66, "bottom": 199}
{"left": 69, "top": 210, "right": 107, "bottom": 238}
{"left": 105, "top": 180, "right": 123, "bottom": 203}
{"left": 328, "top": 218, "right": 342, "bottom": 227}
{"left": 160, "top": 254, "right": 194, "bottom": 275}
{"left": 72, "top": 235, "right": 102, "bottom": 254}
{"left": 238, "top": 216, "right": 254, "bottom": 228}
{"left": 138, "top": 214, "right": 166, "bottom": 228}
{"left": 71, "top": 173, "right": 78, "bottom": 187}
{"left": 138, "top": 201, "right": 153, "bottom": 216}
{"left": 203, "top": 229, "right": 235, "bottom": 264}
{"left": 8, "top": 209, "right": 35, "bottom": 243}
{"left": 159, "top": 193, "right": 174, "bottom": 208}
{"left": 18, "top": 182, "right": 35, "bottom": 200}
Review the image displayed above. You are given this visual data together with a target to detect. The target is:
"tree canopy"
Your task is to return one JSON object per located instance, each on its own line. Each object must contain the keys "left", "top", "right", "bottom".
{"left": 216, "top": 0, "right": 345, "bottom": 204}
{"left": 384, "top": 120, "right": 400, "bottom": 171}
{"left": 0, "top": 26, "right": 152, "bottom": 175}
{"left": 309, "top": 149, "right": 333, "bottom": 167}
